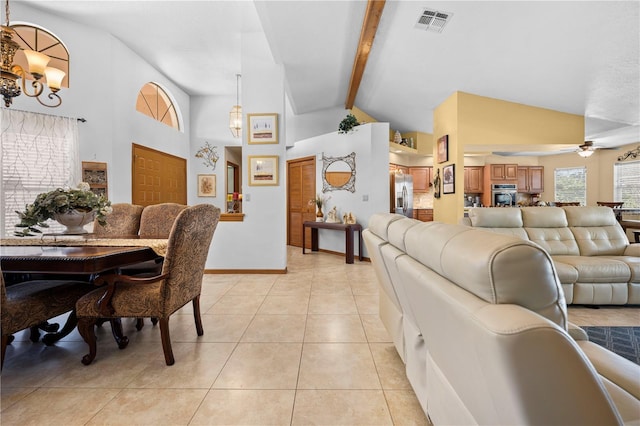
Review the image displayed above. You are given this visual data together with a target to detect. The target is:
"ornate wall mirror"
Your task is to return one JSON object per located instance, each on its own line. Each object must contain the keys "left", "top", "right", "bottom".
{"left": 322, "top": 152, "right": 356, "bottom": 193}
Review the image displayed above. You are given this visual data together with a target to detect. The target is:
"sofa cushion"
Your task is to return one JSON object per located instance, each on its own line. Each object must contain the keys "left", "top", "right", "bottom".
{"left": 522, "top": 206, "right": 568, "bottom": 227}
{"left": 468, "top": 207, "right": 523, "bottom": 227}
{"left": 552, "top": 255, "right": 631, "bottom": 283}
{"left": 520, "top": 207, "right": 580, "bottom": 255}
{"left": 564, "top": 206, "right": 629, "bottom": 256}
{"left": 404, "top": 222, "right": 568, "bottom": 330}
{"left": 387, "top": 216, "right": 422, "bottom": 252}
{"left": 367, "top": 213, "right": 405, "bottom": 242}
{"left": 467, "top": 208, "right": 529, "bottom": 239}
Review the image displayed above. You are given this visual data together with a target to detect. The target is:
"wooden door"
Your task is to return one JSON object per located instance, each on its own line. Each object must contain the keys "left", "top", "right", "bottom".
{"left": 287, "top": 156, "right": 316, "bottom": 248}
{"left": 132, "top": 143, "right": 187, "bottom": 207}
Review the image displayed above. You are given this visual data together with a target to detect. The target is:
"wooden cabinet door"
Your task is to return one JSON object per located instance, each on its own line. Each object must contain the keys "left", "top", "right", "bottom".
{"left": 464, "top": 167, "right": 483, "bottom": 193}
{"left": 505, "top": 164, "right": 518, "bottom": 180}
{"left": 409, "top": 167, "right": 430, "bottom": 192}
{"left": 517, "top": 166, "right": 544, "bottom": 193}
{"left": 528, "top": 166, "right": 544, "bottom": 193}
{"left": 490, "top": 164, "right": 517, "bottom": 181}
{"left": 490, "top": 164, "right": 505, "bottom": 180}
{"left": 517, "top": 167, "right": 529, "bottom": 192}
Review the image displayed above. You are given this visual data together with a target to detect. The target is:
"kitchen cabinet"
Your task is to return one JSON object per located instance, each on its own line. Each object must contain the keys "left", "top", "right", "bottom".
{"left": 517, "top": 166, "right": 544, "bottom": 193}
{"left": 464, "top": 166, "right": 483, "bottom": 193}
{"left": 489, "top": 164, "right": 518, "bottom": 181}
{"left": 409, "top": 167, "right": 432, "bottom": 193}
{"left": 413, "top": 209, "right": 433, "bottom": 222}
{"left": 390, "top": 163, "right": 409, "bottom": 174}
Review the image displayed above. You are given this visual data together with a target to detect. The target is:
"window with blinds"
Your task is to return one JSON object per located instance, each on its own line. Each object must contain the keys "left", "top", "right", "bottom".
{"left": 554, "top": 167, "right": 586, "bottom": 205}
{"left": 614, "top": 161, "right": 640, "bottom": 208}
{"left": 1, "top": 110, "right": 79, "bottom": 237}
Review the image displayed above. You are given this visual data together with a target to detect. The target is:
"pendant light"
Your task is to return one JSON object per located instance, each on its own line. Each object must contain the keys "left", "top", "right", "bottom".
{"left": 229, "top": 74, "right": 241, "bottom": 138}
{"left": 0, "top": 0, "right": 66, "bottom": 107}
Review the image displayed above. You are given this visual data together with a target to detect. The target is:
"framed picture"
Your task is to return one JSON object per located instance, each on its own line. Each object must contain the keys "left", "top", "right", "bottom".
{"left": 248, "top": 113, "right": 278, "bottom": 144}
{"left": 197, "top": 174, "right": 216, "bottom": 197}
{"left": 248, "top": 155, "right": 279, "bottom": 186}
{"left": 443, "top": 164, "right": 455, "bottom": 194}
{"left": 437, "top": 135, "right": 449, "bottom": 163}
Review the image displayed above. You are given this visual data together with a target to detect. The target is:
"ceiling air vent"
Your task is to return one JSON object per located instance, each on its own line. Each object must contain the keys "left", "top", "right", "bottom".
{"left": 415, "top": 8, "right": 453, "bottom": 33}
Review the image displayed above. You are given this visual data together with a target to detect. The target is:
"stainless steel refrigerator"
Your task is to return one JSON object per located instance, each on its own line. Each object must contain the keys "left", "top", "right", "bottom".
{"left": 390, "top": 172, "right": 413, "bottom": 218}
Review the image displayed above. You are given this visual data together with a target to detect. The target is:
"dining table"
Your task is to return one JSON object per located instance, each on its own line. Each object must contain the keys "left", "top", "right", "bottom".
{"left": 0, "top": 235, "right": 167, "bottom": 346}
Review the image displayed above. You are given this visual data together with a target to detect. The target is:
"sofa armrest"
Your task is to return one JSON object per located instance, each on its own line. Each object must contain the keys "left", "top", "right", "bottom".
{"left": 568, "top": 322, "right": 589, "bottom": 341}
{"left": 623, "top": 244, "right": 640, "bottom": 256}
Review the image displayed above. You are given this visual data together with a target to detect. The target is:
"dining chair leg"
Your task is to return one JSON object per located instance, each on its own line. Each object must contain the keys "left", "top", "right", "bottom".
{"left": 193, "top": 296, "right": 203, "bottom": 336}
{"left": 29, "top": 326, "right": 41, "bottom": 342}
{"left": 1, "top": 334, "right": 9, "bottom": 370}
{"left": 135, "top": 318, "right": 145, "bottom": 331}
{"left": 159, "top": 317, "right": 174, "bottom": 366}
{"left": 109, "top": 319, "right": 129, "bottom": 349}
{"left": 77, "top": 317, "right": 98, "bottom": 365}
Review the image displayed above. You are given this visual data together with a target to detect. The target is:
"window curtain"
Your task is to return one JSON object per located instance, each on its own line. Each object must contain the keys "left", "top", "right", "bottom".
{"left": 1, "top": 109, "right": 80, "bottom": 238}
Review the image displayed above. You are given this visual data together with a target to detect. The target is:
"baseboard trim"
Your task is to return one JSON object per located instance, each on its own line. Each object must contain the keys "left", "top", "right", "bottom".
{"left": 204, "top": 268, "right": 288, "bottom": 274}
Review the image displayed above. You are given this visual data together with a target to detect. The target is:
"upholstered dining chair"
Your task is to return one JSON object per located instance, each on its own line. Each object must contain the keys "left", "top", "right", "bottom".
{"left": 92, "top": 203, "right": 144, "bottom": 236}
{"left": 117, "top": 203, "right": 188, "bottom": 278}
{"left": 1, "top": 269, "right": 93, "bottom": 369}
{"left": 76, "top": 204, "right": 220, "bottom": 366}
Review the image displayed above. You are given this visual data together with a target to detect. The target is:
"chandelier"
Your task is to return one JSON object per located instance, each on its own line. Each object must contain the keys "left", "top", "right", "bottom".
{"left": 229, "top": 74, "right": 241, "bottom": 138}
{"left": 1, "top": 0, "right": 65, "bottom": 108}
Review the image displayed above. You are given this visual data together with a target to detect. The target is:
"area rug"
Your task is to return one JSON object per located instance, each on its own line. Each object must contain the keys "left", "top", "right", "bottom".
{"left": 583, "top": 326, "right": 640, "bottom": 365}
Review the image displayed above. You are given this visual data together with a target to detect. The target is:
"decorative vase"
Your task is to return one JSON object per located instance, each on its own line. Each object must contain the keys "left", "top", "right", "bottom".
{"left": 53, "top": 209, "right": 97, "bottom": 234}
{"left": 316, "top": 206, "right": 324, "bottom": 222}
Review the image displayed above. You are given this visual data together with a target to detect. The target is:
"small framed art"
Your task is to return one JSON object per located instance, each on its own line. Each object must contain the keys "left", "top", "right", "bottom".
{"left": 437, "top": 135, "right": 449, "bottom": 164}
{"left": 197, "top": 174, "right": 216, "bottom": 197}
{"left": 248, "top": 113, "right": 278, "bottom": 144}
{"left": 248, "top": 155, "right": 279, "bottom": 186}
{"left": 443, "top": 164, "right": 455, "bottom": 194}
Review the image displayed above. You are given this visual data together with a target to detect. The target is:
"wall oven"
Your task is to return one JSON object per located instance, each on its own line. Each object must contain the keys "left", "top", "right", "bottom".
{"left": 491, "top": 184, "right": 517, "bottom": 207}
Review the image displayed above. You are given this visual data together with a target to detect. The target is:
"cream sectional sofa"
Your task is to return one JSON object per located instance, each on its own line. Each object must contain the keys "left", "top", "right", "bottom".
{"left": 363, "top": 213, "right": 640, "bottom": 425}
{"left": 461, "top": 206, "right": 640, "bottom": 305}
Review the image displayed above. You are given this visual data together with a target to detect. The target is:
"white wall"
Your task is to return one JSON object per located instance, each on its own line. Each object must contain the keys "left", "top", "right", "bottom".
{"left": 286, "top": 123, "right": 390, "bottom": 257}
{"left": 9, "top": 3, "right": 191, "bottom": 203}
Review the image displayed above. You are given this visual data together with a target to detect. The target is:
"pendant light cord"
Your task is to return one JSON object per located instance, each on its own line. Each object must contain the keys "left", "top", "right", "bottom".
{"left": 5, "top": 0, "right": 10, "bottom": 26}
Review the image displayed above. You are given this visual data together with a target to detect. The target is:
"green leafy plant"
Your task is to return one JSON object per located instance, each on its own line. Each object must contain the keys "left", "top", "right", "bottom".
{"left": 338, "top": 113, "right": 360, "bottom": 134}
{"left": 14, "top": 182, "right": 112, "bottom": 236}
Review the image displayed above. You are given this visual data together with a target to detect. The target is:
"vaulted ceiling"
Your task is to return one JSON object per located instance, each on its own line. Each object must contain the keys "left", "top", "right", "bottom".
{"left": 19, "top": 1, "right": 640, "bottom": 152}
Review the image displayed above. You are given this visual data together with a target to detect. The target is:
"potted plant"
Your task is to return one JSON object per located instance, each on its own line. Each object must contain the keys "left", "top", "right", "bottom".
{"left": 338, "top": 113, "right": 360, "bottom": 134}
{"left": 14, "top": 182, "right": 112, "bottom": 236}
{"left": 309, "top": 193, "right": 330, "bottom": 221}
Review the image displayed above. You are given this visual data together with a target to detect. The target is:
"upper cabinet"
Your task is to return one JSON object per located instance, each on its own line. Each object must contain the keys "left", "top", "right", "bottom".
{"left": 464, "top": 166, "right": 483, "bottom": 193}
{"left": 390, "top": 163, "right": 409, "bottom": 174}
{"left": 409, "top": 167, "right": 432, "bottom": 193}
{"left": 517, "top": 166, "right": 544, "bottom": 193}
{"left": 489, "top": 164, "right": 518, "bottom": 181}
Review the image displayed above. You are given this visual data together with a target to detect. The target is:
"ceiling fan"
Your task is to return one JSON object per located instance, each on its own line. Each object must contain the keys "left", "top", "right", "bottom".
{"left": 575, "top": 141, "right": 617, "bottom": 157}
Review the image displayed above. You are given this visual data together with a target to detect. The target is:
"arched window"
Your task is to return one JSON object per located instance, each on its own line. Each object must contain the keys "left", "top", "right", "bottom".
{"left": 136, "top": 82, "right": 180, "bottom": 130}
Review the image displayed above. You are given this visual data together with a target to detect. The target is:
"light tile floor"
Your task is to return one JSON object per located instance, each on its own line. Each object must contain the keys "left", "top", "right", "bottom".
{"left": 2, "top": 247, "right": 638, "bottom": 425}
{"left": 1, "top": 247, "right": 428, "bottom": 425}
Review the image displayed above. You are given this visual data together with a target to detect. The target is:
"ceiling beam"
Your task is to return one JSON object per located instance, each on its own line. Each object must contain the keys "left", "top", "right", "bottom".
{"left": 345, "top": 0, "right": 386, "bottom": 110}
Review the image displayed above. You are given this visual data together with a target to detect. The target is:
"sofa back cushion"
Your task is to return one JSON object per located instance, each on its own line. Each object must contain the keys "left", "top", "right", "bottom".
{"left": 563, "top": 206, "right": 629, "bottom": 256}
{"left": 467, "top": 208, "right": 529, "bottom": 239}
{"left": 521, "top": 207, "right": 580, "bottom": 255}
{"left": 404, "top": 222, "right": 568, "bottom": 330}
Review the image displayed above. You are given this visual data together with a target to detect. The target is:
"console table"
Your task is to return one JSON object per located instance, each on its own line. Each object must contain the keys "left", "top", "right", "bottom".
{"left": 302, "top": 221, "right": 363, "bottom": 264}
